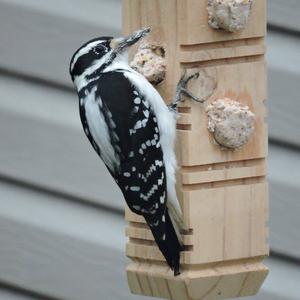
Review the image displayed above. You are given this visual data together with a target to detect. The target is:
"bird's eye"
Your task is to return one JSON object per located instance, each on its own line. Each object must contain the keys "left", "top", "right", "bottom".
{"left": 93, "top": 44, "right": 107, "bottom": 55}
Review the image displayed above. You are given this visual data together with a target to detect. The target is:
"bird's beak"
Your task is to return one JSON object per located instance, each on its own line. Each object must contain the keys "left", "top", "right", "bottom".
{"left": 110, "top": 27, "right": 151, "bottom": 53}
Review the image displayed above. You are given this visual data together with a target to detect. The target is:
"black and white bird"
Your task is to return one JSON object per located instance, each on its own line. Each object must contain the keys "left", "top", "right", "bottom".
{"left": 69, "top": 28, "right": 200, "bottom": 276}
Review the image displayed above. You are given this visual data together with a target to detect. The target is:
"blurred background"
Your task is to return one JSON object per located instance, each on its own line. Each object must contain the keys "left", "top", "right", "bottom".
{"left": 0, "top": 0, "right": 299, "bottom": 299}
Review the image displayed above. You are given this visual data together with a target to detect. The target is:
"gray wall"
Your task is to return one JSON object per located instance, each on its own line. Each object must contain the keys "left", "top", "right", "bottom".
{"left": 0, "top": 1, "right": 299, "bottom": 299}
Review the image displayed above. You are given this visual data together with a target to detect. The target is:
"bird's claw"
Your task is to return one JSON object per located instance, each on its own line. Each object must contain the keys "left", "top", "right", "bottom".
{"left": 179, "top": 71, "right": 200, "bottom": 88}
{"left": 169, "top": 71, "right": 204, "bottom": 112}
{"left": 177, "top": 71, "right": 199, "bottom": 89}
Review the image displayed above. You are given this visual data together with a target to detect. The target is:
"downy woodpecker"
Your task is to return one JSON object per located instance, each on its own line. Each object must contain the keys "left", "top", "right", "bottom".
{"left": 69, "top": 28, "right": 201, "bottom": 276}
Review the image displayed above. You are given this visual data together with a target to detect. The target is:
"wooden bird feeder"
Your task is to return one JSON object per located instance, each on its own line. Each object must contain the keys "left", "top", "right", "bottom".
{"left": 123, "top": 1, "right": 269, "bottom": 299}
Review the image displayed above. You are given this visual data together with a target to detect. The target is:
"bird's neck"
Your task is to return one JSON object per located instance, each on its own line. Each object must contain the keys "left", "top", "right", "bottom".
{"left": 74, "top": 52, "right": 130, "bottom": 92}
{"left": 103, "top": 52, "right": 131, "bottom": 73}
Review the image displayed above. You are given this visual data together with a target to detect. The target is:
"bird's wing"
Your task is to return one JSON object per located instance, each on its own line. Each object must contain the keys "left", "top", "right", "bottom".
{"left": 94, "top": 71, "right": 183, "bottom": 274}
{"left": 94, "top": 71, "right": 167, "bottom": 221}
{"left": 79, "top": 85, "right": 122, "bottom": 176}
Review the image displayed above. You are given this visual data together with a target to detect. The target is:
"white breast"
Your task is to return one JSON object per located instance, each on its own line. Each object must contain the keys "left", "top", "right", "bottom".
{"left": 84, "top": 87, "right": 120, "bottom": 173}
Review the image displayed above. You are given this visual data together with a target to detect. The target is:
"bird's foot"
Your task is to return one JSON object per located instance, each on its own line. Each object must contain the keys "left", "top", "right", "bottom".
{"left": 168, "top": 70, "right": 204, "bottom": 112}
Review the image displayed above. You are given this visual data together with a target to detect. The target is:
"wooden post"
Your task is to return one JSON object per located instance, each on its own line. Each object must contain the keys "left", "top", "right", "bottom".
{"left": 123, "top": 1, "right": 268, "bottom": 299}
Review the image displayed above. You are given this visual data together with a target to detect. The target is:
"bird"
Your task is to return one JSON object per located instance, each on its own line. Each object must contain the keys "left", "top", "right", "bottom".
{"left": 69, "top": 27, "right": 201, "bottom": 276}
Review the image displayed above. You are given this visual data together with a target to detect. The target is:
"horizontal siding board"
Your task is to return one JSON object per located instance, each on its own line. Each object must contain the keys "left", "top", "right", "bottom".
{"left": 0, "top": 109, "right": 123, "bottom": 210}
{"left": 0, "top": 0, "right": 121, "bottom": 88}
{"left": 0, "top": 181, "right": 126, "bottom": 249}
{"left": 269, "top": 68, "right": 300, "bottom": 146}
{"left": 254, "top": 293, "right": 290, "bottom": 300}
{"left": 0, "top": 288, "right": 41, "bottom": 300}
{"left": 268, "top": 142, "right": 300, "bottom": 189}
{"left": 267, "top": 31, "right": 300, "bottom": 146}
{"left": 0, "top": 180, "right": 300, "bottom": 300}
{"left": 0, "top": 217, "right": 131, "bottom": 300}
{"left": 0, "top": 75, "right": 123, "bottom": 210}
{"left": 268, "top": 145, "right": 300, "bottom": 259}
{"left": 0, "top": 0, "right": 121, "bottom": 31}
{"left": 268, "top": 0, "right": 300, "bottom": 32}
{"left": 0, "top": 180, "right": 133, "bottom": 300}
{"left": 259, "top": 257, "right": 300, "bottom": 300}
{"left": 270, "top": 180, "right": 300, "bottom": 258}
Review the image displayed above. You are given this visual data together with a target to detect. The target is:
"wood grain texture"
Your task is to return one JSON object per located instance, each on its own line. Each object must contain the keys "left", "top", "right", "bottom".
{"left": 126, "top": 183, "right": 268, "bottom": 265}
{"left": 123, "top": 0, "right": 180, "bottom": 102}
{"left": 177, "top": 60, "right": 267, "bottom": 166}
{"left": 178, "top": 0, "right": 266, "bottom": 45}
{"left": 123, "top": 0, "right": 268, "bottom": 299}
{"left": 127, "top": 259, "right": 268, "bottom": 300}
{"left": 181, "top": 159, "right": 266, "bottom": 184}
{"left": 180, "top": 39, "right": 265, "bottom": 63}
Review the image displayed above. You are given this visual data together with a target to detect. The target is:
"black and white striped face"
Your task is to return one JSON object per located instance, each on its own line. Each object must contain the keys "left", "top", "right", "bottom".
{"left": 69, "top": 28, "right": 151, "bottom": 82}
{"left": 69, "top": 37, "right": 113, "bottom": 80}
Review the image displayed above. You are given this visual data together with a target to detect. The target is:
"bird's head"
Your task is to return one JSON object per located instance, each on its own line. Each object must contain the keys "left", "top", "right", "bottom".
{"left": 69, "top": 27, "right": 150, "bottom": 83}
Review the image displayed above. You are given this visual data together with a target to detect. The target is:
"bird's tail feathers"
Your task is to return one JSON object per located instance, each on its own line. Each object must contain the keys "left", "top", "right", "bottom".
{"left": 144, "top": 208, "right": 183, "bottom": 276}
